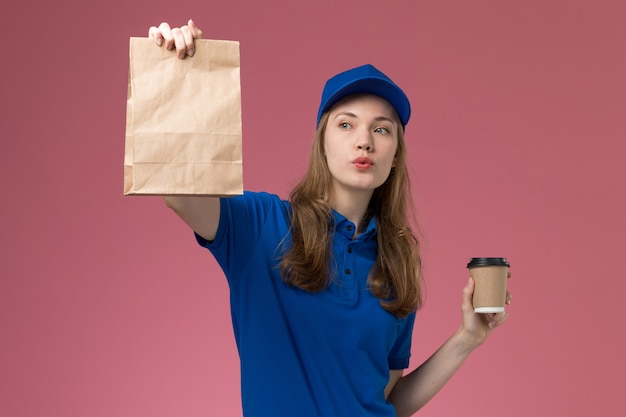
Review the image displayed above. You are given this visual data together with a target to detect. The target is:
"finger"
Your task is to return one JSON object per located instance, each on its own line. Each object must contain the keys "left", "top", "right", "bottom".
{"left": 148, "top": 26, "right": 163, "bottom": 46}
{"left": 158, "top": 22, "right": 175, "bottom": 50}
{"left": 171, "top": 28, "right": 188, "bottom": 59}
{"left": 489, "top": 311, "right": 508, "bottom": 328}
{"left": 506, "top": 291, "right": 512, "bottom": 305}
{"left": 180, "top": 25, "right": 195, "bottom": 57}
{"left": 188, "top": 19, "right": 203, "bottom": 39}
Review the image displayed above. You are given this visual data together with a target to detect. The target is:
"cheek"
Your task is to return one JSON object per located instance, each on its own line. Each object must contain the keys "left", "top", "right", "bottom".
{"left": 325, "top": 153, "right": 340, "bottom": 173}
{"left": 323, "top": 139, "right": 343, "bottom": 162}
{"left": 383, "top": 144, "right": 399, "bottom": 167}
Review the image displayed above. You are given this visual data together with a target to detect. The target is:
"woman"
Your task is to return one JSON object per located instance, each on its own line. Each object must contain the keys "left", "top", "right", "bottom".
{"left": 150, "top": 19, "right": 510, "bottom": 417}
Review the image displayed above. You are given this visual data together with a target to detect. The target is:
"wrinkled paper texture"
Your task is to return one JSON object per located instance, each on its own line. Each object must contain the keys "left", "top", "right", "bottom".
{"left": 124, "top": 37, "right": 243, "bottom": 195}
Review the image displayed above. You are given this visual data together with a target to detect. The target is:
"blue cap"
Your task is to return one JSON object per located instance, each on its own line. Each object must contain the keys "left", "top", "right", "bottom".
{"left": 316, "top": 64, "right": 411, "bottom": 128}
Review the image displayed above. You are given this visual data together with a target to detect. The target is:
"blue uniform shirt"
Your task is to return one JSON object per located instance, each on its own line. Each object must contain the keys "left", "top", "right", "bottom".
{"left": 196, "top": 191, "right": 416, "bottom": 417}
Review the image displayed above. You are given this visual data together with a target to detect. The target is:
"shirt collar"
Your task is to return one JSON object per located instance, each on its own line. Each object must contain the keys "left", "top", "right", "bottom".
{"left": 331, "top": 210, "right": 378, "bottom": 241}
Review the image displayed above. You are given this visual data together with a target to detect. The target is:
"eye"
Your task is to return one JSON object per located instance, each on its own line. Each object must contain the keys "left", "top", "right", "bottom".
{"left": 374, "top": 126, "right": 390, "bottom": 134}
{"left": 339, "top": 122, "right": 352, "bottom": 130}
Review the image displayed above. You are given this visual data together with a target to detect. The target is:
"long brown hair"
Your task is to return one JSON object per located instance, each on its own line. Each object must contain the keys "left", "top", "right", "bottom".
{"left": 279, "top": 111, "right": 422, "bottom": 318}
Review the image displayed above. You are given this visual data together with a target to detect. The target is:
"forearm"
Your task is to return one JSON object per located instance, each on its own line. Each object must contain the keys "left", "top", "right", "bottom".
{"left": 388, "top": 327, "right": 480, "bottom": 416}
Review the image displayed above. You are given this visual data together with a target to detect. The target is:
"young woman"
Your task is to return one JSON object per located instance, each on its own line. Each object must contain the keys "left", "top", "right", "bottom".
{"left": 150, "top": 19, "right": 511, "bottom": 417}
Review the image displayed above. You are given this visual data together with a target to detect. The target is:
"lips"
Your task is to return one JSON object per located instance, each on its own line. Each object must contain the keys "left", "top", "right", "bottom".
{"left": 353, "top": 157, "right": 373, "bottom": 165}
{"left": 353, "top": 156, "right": 374, "bottom": 169}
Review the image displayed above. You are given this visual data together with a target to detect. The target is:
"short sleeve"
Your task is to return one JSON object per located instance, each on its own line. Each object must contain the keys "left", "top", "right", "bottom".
{"left": 387, "top": 311, "right": 416, "bottom": 369}
{"left": 194, "top": 191, "right": 283, "bottom": 281}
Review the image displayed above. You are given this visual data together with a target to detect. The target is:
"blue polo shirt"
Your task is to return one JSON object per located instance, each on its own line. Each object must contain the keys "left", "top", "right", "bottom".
{"left": 196, "top": 191, "right": 415, "bottom": 417}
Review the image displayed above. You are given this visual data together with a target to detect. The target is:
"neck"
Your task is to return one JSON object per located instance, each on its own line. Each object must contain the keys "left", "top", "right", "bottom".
{"left": 329, "top": 188, "right": 373, "bottom": 232}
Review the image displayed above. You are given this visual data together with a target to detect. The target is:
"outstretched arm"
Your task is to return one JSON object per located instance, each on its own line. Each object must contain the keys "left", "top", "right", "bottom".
{"left": 146, "top": 19, "right": 220, "bottom": 241}
{"left": 163, "top": 196, "right": 221, "bottom": 242}
{"left": 388, "top": 277, "right": 511, "bottom": 416}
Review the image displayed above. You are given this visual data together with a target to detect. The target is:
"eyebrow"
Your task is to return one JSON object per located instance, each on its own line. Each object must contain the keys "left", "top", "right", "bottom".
{"left": 333, "top": 112, "right": 397, "bottom": 125}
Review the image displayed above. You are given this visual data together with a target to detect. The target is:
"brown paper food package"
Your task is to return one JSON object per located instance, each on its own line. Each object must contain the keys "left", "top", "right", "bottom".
{"left": 124, "top": 37, "right": 243, "bottom": 196}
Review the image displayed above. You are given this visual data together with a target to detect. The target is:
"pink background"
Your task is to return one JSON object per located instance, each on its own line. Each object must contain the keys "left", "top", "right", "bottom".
{"left": 2, "top": 0, "right": 625, "bottom": 416}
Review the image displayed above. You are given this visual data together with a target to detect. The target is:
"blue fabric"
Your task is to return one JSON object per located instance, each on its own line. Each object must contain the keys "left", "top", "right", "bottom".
{"left": 196, "top": 191, "right": 415, "bottom": 417}
{"left": 317, "top": 64, "right": 411, "bottom": 128}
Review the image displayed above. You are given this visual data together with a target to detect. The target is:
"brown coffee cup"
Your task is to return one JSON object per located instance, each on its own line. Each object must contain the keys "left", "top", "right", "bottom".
{"left": 467, "top": 258, "right": 510, "bottom": 313}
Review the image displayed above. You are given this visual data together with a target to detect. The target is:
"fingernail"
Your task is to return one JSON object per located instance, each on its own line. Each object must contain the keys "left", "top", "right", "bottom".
{"left": 157, "top": 37, "right": 163, "bottom": 46}
{"left": 187, "top": 48, "right": 194, "bottom": 57}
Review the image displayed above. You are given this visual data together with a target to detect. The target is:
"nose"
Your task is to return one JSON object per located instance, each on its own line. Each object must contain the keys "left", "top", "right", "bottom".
{"left": 356, "top": 129, "right": 373, "bottom": 152}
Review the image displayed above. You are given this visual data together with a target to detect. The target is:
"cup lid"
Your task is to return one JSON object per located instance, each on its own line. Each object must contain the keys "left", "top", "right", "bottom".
{"left": 466, "top": 257, "right": 510, "bottom": 268}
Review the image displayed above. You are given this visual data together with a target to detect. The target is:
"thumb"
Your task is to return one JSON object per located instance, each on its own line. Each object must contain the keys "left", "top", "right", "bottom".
{"left": 462, "top": 277, "right": 475, "bottom": 313}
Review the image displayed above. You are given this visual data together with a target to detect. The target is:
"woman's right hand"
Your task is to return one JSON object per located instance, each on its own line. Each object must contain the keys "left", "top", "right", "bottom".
{"left": 148, "top": 19, "right": 203, "bottom": 59}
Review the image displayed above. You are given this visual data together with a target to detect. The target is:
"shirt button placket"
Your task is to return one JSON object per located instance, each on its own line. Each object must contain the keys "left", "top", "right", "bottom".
{"left": 342, "top": 241, "right": 356, "bottom": 301}
{"left": 346, "top": 243, "right": 353, "bottom": 274}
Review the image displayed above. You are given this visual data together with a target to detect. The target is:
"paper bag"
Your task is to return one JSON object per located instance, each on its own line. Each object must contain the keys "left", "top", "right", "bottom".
{"left": 124, "top": 37, "right": 243, "bottom": 195}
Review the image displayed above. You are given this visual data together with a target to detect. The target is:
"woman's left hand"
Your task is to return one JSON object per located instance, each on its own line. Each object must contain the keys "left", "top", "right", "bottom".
{"left": 458, "top": 273, "right": 511, "bottom": 349}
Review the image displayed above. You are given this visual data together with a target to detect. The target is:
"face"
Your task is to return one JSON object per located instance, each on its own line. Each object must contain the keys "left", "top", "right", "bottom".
{"left": 323, "top": 94, "right": 399, "bottom": 203}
